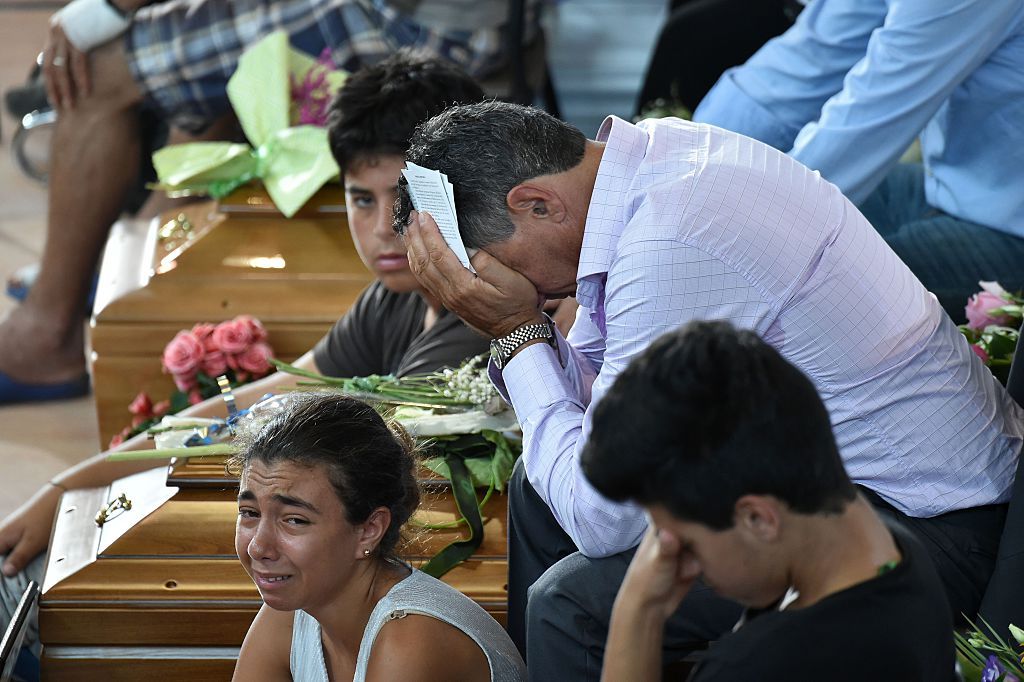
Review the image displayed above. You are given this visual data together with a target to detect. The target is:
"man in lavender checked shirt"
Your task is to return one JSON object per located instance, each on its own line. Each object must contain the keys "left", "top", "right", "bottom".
{"left": 395, "top": 101, "right": 1024, "bottom": 679}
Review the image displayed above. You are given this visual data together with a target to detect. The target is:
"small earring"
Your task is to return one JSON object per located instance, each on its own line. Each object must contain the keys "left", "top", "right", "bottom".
{"left": 363, "top": 548, "right": 371, "bottom": 557}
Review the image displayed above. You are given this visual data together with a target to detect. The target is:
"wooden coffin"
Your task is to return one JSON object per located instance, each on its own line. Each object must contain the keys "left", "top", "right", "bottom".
{"left": 90, "top": 185, "right": 374, "bottom": 446}
{"left": 39, "top": 455, "right": 509, "bottom": 680}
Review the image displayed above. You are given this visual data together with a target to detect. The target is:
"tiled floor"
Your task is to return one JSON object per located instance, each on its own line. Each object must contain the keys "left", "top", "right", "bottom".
{"left": 0, "top": 8, "right": 99, "bottom": 521}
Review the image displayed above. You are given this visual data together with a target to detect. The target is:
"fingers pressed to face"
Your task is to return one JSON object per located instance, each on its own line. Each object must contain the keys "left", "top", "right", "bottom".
{"left": 405, "top": 212, "right": 476, "bottom": 295}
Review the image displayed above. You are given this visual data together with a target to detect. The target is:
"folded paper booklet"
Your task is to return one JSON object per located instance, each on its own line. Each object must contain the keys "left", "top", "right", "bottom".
{"left": 402, "top": 162, "right": 476, "bottom": 272}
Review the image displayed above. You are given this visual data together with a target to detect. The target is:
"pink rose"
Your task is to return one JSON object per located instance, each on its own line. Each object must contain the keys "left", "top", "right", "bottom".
{"left": 163, "top": 331, "right": 205, "bottom": 377}
{"left": 212, "top": 320, "right": 253, "bottom": 354}
{"left": 128, "top": 391, "right": 153, "bottom": 417}
{"left": 191, "top": 323, "right": 216, "bottom": 344}
{"left": 235, "top": 315, "right": 268, "bottom": 343}
{"left": 109, "top": 426, "right": 133, "bottom": 449}
{"left": 152, "top": 400, "right": 171, "bottom": 417}
{"left": 192, "top": 323, "right": 219, "bottom": 353}
{"left": 201, "top": 350, "right": 229, "bottom": 378}
{"left": 174, "top": 373, "right": 199, "bottom": 393}
{"left": 965, "top": 291, "right": 1013, "bottom": 330}
{"left": 236, "top": 341, "right": 274, "bottom": 377}
{"left": 188, "top": 389, "right": 204, "bottom": 405}
{"left": 971, "top": 343, "right": 990, "bottom": 364}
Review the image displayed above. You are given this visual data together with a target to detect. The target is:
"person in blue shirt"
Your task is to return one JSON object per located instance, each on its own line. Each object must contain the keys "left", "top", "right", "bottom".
{"left": 694, "top": 0, "right": 1024, "bottom": 321}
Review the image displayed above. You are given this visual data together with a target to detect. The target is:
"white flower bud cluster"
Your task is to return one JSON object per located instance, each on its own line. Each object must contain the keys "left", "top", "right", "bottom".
{"left": 440, "top": 364, "right": 498, "bottom": 407}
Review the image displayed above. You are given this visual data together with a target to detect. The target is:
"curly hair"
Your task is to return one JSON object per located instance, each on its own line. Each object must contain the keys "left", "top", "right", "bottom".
{"left": 326, "top": 49, "right": 487, "bottom": 175}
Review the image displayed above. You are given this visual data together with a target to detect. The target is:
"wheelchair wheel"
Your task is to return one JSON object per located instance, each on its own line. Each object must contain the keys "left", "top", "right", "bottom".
{"left": 11, "top": 108, "right": 56, "bottom": 185}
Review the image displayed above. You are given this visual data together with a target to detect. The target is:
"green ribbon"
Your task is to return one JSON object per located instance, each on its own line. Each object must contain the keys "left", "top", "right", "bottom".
{"left": 420, "top": 455, "right": 487, "bottom": 579}
{"left": 151, "top": 31, "right": 346, "bottom": 217}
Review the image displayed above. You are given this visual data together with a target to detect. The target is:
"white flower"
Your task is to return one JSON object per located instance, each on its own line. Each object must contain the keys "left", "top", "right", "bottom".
{"left": 398, "top": 409, "right": 519, "bottom": 437}
{"left": 979, "top": 280, "right": 1011, "bottom": 299}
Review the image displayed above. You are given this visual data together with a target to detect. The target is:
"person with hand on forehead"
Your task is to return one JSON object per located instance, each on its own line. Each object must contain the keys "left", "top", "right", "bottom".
{"left": 393, "top": 101, "right": 1022, "bottom": 678}
{"left": 582, "top": 321, "right": 954, "bottom": 681}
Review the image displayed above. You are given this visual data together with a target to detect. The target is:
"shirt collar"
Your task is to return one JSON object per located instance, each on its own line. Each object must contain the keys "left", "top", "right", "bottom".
{"left": 577, "top": 116, "right": 650, "bottom": 292}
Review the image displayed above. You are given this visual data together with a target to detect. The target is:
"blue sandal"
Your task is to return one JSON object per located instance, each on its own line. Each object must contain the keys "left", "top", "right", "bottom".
{"left": 0, "top": 370, "right": 90, "bottom": 405}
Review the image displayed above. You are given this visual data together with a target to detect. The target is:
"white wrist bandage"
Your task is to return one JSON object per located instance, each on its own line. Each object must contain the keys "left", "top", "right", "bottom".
{"left": 52, "top": 0, "right": 131, "bottom": 53}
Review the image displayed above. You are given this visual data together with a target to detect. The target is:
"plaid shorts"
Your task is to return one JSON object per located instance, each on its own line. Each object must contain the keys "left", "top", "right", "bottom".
{"left": 125, "top": 0, "right": 510, "bottom": 133}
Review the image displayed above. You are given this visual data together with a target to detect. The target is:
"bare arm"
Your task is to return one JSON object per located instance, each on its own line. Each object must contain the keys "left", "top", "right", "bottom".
{"left": 0, "top": 353, "right": 318, "bottom": 575}
{"left": 602, "top": 527, "right": 700, "bottom": 682}
{"left": 233, "top": 605, "right": 294, "bottom": 681}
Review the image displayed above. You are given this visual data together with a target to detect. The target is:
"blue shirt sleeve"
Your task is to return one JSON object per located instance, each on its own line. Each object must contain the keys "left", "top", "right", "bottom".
{"left": 695, "top": 0, "right": 1019, "bottom": 203}
{"left": 694, "top": 0, "right": 882, "bottom": 151}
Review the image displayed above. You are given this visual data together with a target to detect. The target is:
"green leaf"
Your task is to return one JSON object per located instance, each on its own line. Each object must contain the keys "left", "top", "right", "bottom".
{"left": 480, "top": 430, "right": 521, "bottom": 492}
{"left": 462, "top": 457, "right": 495, "bottom": 489}
{"left": 959, "top": 325, "right": 982, "bottom": 344}
{"left": 420, "top": 456, "right": 449, "bottom": 479}
{"left": 169, "top": 390, "right": 191, "bottom": 414}
{"left": 989, "top": 305, "right": 1023, "bottom": 318}
{"left": 419, "top": 455, "right": 484, "bottom": 578}
{"left": 983, "top": 329, "right": 1020, "bottom": 359}
{"left": 196, "top": 372, "right": 220, "bottom": 392}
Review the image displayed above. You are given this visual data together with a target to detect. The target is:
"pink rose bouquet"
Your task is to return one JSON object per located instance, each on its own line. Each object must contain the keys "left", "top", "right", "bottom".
{"left": 959, "top": 281, "right": 1022, "bottom": 385}
{"left": 110, "top": 315, "right": 275, "bottom": 448}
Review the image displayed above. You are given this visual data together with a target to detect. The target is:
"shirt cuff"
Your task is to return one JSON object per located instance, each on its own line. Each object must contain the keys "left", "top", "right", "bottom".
{"left": 488, "top": 340, "right": 576, "bottom": 421}
{"left": 488, "top": 326, "right": 573, "bottom": 403}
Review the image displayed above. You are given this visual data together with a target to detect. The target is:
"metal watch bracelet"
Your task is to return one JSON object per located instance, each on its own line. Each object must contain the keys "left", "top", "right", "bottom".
{"left": 490, "top": 318, "right": 555, "bottom": 370}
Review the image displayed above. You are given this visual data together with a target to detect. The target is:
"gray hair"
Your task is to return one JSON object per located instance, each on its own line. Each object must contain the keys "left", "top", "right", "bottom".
{"left": 393, "top": 101, "right": 587, "bottom": 248}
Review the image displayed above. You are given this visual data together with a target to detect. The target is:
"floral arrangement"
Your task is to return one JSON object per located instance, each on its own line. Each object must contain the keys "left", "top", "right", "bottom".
{"left": 959, "top": 281, "right": 1022, "bottom": 384}
{"left": 290, "top": 47, "right": 337, "bottom": 127}
{"left": 956, "top": 618, "right": 1024, "bottom": 682}
{"left": 270, "top": 355, "right": 521, "bottom": 576}
{"left": 108, "top": 355, "right": 519, "bottom": 577}
{"left": 109, "top": 315, "right": 275, "bottom": 448}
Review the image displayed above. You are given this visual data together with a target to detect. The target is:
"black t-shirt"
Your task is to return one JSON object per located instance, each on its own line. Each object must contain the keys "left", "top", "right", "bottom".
{"left": 312, "top": 281, "right": 489, "bottom": 378}
{"left": 688, "top": 525, "right": 954, "bottom": 682}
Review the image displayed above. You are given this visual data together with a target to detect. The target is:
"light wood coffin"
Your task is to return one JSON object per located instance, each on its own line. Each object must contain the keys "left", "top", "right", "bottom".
{"left": 39, "top": 456, "right": 509, "bottom": 680}
{"left": 90, "top": 186, "right": 374, "bottom": 447}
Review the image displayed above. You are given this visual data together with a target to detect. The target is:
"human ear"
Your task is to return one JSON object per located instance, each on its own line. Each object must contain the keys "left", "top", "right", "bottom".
{"left": 357, "top": 507, "right": 392, "bottom": 558}
{"left": 506, "top": 183, "right": 567, "bottom": 224}
{"left": 734, "top": 496, "right": 781, "bottom": 542}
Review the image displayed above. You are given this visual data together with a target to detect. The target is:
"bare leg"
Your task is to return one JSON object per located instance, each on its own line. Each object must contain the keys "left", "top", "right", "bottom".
{"left": 0, "top": 40, "right": 141, "bottom": 385}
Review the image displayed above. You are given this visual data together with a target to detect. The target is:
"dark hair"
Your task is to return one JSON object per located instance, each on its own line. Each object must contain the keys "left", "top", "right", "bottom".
{"left": 393, "top": 101, "right": 587, "bottom": 248}
{"left": 326, "top": 50, "right": 487, "bottom": 175}
{"left": 231, "top": 393, "right": 420, "bottom": 558}
{"left": 581, "top": 321, "right": 856, "bottom": 530}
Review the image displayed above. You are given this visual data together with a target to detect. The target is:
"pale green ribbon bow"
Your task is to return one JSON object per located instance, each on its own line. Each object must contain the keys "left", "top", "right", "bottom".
{"left": 153, "top": 31, "right": 347, "bottom": 218}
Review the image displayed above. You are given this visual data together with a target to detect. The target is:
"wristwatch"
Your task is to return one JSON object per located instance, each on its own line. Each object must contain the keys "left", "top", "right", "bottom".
{"left": 490, "top": 318, "right": 556, "bottom": 370}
